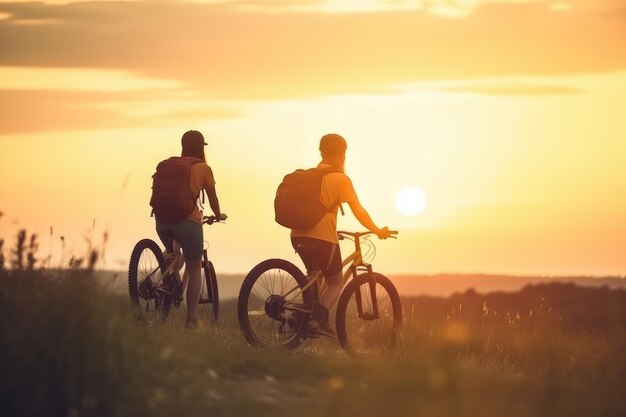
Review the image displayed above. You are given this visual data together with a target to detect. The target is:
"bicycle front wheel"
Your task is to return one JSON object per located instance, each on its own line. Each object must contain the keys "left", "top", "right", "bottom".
{"left": 237, "top": 259, "right": 313, "bottom": 348}
{"left": 336, "top": 272, "right": 402, "bottom": 354}
{"left": 198, "top": 259, "right": 219, "bottom": 325}
{"left": 128, "top": 239, "right": 171, "bottom": 324}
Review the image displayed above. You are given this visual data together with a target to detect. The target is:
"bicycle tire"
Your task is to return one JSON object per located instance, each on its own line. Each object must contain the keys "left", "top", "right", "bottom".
{"left": 198, "top": 259, "right": 219, "bottom": 325}
{"left": 128, "top": 239, "right": 171, "bottom": 324}
{"left": 335, "top": 272, "right": 402, "bottom": 354}
{"left": 237, "top": 259, "right": 313, "bottom": 348}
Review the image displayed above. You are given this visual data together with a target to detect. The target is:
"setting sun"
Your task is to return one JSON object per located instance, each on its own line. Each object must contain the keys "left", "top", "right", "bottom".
{"left": 395, "top": 187, "right": 427, "bottom": 216}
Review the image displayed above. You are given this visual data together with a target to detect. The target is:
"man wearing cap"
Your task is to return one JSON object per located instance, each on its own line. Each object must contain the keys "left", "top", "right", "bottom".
{"left": 155, "top": 130, "right": 226, "bottom": 329}
{"left": 291, "top": 133, "right": 392, "bottom": 337}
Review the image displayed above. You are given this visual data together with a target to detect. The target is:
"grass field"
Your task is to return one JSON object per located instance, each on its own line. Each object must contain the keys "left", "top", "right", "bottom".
{"left": 1, "top": 265, "right": 625, "bottom": 417}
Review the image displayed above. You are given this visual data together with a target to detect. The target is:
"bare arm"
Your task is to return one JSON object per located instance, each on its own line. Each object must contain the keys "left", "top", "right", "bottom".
{"left": 206, "top": 186, "right": 223, "bottom": 218}
{"left": 348, "top": 199, "right": 391, "bottom": 239}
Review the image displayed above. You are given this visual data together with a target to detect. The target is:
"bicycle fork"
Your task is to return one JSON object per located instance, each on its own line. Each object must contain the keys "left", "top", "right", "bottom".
{"left": 353, "top": 265, "right": 380, "bottom": 320}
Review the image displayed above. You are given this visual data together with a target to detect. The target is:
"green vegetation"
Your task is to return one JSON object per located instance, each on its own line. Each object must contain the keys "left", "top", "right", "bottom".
{"left": 0, "top": 230, "right": 624, "bottom": 417}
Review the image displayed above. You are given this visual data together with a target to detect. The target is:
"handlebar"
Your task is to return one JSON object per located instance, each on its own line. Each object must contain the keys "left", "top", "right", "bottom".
{"left": 337, "top": 230, "right": 398, "bottom": 240}
{"left": 203, "top": 213, "right": 228, "bottom": 225}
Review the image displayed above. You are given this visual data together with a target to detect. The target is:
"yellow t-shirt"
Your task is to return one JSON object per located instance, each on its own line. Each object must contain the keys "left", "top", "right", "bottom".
{"left": 183, "top": 157, "right": 216, "bottom": 224}
{"left": 291, "top": 163, "right": 358, "bottom": 243}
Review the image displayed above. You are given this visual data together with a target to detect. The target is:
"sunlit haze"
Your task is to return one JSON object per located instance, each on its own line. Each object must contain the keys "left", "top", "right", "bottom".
{"left": 1, "top": 0, "right": 625, "bottom": 276}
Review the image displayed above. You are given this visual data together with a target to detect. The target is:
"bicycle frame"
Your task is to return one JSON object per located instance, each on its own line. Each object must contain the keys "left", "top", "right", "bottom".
{"left": 140, "top": 216, "right": 221, "bottom": 301}
{"left": 138, "top": 241, "right": 186, "bottom": 297}
{"left": 282, "top": 231, "right": 381, "bottom": 319}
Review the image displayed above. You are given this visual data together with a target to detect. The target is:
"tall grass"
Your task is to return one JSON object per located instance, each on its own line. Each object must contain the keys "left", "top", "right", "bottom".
{"left": 0, "top": 229, "right": 624, "bottom": 417}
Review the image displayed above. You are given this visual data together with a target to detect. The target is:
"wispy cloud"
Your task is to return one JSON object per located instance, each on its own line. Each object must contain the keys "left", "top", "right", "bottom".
{"left": 0, "top": 67, "right": 181, "bottom": 91}
{"left": 0, "top": 89, "right": 243, "bottom": 134}
{"left": 442, "top": 83, "right": 583, "bottom": 96}
{"left": 0, "top": 0, "right": 623, "bottom": 134}
{"left": 180, "top": 0, "right": 617, "bottom": 16}
{"left": 0, "top": 0, "right": 623, "bottom": 100}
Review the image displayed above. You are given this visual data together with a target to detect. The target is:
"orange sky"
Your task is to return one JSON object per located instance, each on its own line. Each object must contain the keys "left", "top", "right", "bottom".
{"left": 1, "top": 0, "right": 625, "bottom": 275}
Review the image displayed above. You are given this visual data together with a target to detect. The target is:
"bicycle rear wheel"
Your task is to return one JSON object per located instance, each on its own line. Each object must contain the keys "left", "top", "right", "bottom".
{"left": 128, "top": 239, "right": 172, "bottom": 324}
{"left": 237, "top": 259, "right": 313, "bottom": 348}
{"left": 198, "top": 257, "right": 219, "bottom": 325}
{"left": 336, "top": 272, "right": 402, "bottom": 354}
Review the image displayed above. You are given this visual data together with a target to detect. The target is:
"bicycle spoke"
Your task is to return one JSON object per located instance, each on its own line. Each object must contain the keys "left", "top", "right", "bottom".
{"left": 257, "top": 275, "right": 273, "bottom": 296}
{"left": 250, "top": 289, "right": 268, "bottom": 305}
{"left": 268, "top": 274, "right": 277, "bottom": 294}
{"left": 245, "top": 266, "right": 305, "bottom": 347}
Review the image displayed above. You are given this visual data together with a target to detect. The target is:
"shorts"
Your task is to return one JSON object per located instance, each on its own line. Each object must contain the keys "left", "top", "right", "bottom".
{"left": 156, "top": 219, "right": 203, "bottom": 261}
{"left": 291, "top": 237, "right": 342, "bottom": 284}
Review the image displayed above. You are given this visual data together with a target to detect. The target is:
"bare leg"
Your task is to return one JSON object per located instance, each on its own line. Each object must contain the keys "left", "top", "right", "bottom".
{"left": 165, "top": 245, "right": 185, "bottom": 281}
{"left": 185, "top": 259, "right": 202, "bottom": 321}
{"left": 320, "top": 272, "right": 343, "bottom": 311}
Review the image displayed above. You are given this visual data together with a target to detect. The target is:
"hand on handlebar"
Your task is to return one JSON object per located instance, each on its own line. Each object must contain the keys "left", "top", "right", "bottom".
{"left": 203, "top": 213, "right": 228, "bottom": 224}
{"left": 375, "top": 227, "right": 398, "bottom": 239}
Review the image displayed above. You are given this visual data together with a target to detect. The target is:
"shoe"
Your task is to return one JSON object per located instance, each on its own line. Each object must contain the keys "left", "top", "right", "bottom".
{"left": 306, "top": 319, "right": 336, "bottom": 338}
{"left": 184, "top": 318, "right": 200, "bottom": 330}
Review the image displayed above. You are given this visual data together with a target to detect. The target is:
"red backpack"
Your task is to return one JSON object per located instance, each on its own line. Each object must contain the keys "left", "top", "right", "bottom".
{"left": 150, "top": 157, "right": 203, "bottom": 224}
{"left": 274, "top": 167, "right": 340, "bottom": 230}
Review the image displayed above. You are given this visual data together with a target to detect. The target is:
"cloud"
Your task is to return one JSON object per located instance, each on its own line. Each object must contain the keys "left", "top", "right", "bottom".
{"left": 442, "top": 83, "right": 583, "bottom": 95}
{"left": 0, "top": 66, "right": 181, "bottom": 91}
{"left": 0, "top": 89, "right": 243, "bottom": 134}
{"left": 0, "top": 0, "right": 624, "bottom": 101}
{"left": 104, "top": 0, "right": 624, "bottom": 16}
{"left": 0, "top": 0, "right": 622, "bottom": 135}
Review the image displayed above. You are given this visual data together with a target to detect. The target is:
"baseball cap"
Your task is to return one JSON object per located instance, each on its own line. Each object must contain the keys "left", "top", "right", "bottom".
{"left": 181, "top": 130, "right": 207, "bottom": 149}
{"left": 319, "top": 133, "right": 347, "bottom": 155}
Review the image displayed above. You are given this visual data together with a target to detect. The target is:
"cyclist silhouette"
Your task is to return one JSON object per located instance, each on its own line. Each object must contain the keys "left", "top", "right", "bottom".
{"left": 290, "top": 134, "right": 392, "bottom": 337}
{"left": 153, "top": 130, "right": 226, "bottom": 329}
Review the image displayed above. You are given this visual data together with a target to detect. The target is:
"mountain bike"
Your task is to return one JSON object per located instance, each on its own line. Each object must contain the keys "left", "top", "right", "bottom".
{"left": 237, "top": 230, "right": 402, "bottom": 354}
{"left": 128, "top": 215, "right": 226, "bottom": 326}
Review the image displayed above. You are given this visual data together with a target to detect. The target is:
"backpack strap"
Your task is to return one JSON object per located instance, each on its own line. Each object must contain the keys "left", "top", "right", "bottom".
{"left": 198, "top": 189, "right": 206, "bottom": 210}
{"left": 327, "top": 200, "right": 345, "bottom": 215}
{"left": 317, "top": 167, "right": 345, "bottom": 215}
{"left": 188, "top": 158, "right": 207, "bottom": 208}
